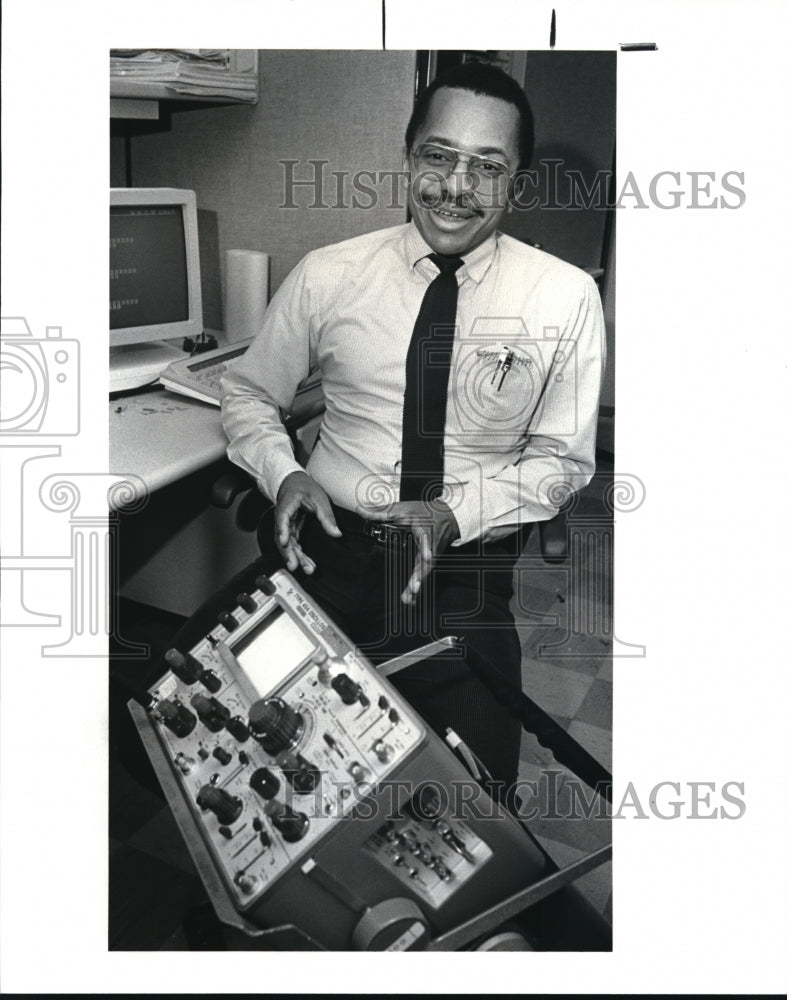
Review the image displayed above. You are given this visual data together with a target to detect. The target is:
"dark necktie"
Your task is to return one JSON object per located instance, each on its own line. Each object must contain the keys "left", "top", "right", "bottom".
{"left": 399, "top": 252, "right": 464, "bottom": 502}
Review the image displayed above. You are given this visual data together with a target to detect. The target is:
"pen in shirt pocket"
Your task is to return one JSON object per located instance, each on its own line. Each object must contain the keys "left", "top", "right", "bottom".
{"left": 488, "top": 344, "right": 510, "bottom": 387}
{"left": 497, "top": 347, "right": 534, "bottom": 386}
{"left": 496, "top": 349, "right": 515, "bottom": 391}
{"left": 491, "top": 347, "right": 506, "bottom": 385}
{"left": 481, "top": 344, "right": 531, "bottom": 389}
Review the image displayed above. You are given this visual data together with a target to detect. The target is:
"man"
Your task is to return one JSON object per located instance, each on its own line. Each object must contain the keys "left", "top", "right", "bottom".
{"left": 221, "top": 63, "right": 605, "bottom": 800}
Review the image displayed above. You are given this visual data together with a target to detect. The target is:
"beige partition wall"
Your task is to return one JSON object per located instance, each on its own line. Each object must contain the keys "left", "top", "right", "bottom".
{"left": 126, "top": 50, "right": 416, "bottom": 328}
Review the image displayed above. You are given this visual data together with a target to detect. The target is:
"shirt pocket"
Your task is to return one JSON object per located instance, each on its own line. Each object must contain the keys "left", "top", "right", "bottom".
{"left": 447, "top": 342, "right": 547, "bottom": 448}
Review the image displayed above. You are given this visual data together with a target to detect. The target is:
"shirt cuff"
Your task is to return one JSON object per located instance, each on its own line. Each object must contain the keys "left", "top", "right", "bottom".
{"left": 263, "top": 452, "right": 308, "bottom": 504}
{"left": 442, "top": 478, "right": 483, "bottom": 546}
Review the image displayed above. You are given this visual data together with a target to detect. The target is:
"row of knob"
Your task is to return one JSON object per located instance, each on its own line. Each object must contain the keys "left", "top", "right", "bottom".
{"left": 157, "top": 659, "right": 375, "bottom": 745}
{"left": 178, "top": 738, "right": 320, "bottom": 787}
{"left": 196, "top": 782, "right": 310, "bottom": 845}
{"left": 154, "top": 691, "right": 249, "bottom": 740}
{"left": 158, "top": 692, "right": 400, "bottom": 805}
{"left": 182, "top": 680, "right": 398, "bottom": 849}
{"left": 211, "top": 575, "right": 277, "bottom": 637}
{"left": 161, "top": 574, "right": 277, "bottom": 693}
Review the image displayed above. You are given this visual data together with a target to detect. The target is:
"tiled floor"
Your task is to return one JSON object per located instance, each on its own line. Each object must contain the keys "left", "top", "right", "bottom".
{"left": 511, "top": 461, "right": 613, "bottom": 924}
{"left": 108, "top": 458, "right": 613, "bottom": 948}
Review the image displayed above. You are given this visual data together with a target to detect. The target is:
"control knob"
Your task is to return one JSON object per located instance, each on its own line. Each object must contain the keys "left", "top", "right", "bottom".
{"left": 218, "top": 611, "right": 239, "bottom": 632}
{"left": 155, "top": 698, "right": 197, "bottom": 737}
{"left": 348, "top": 760, "right": 370, "bottom": 785}
{"left": 249, "top": 767, "right": 280, "bottom": 801}
{"left": 266, "top": 800, "right": 309, "bottom": 843}
{"left": 331, "top": 672, "right": 363, "bottom": 706}
{"left": 196, "top": 785, "right": 243, "bottom": 825}
{"left": 164, "top": 648, "right": 202, "bottom": 685}
{"left": 226, "top": 716, "right": 250, "bottom": 742}
{"left": 165, "top": 648, "right": 221, "bottom": 693}
{"left": 277, "top": 750, "right": 320, "bottom": 793}
{"left": 199, "top": 669, "right": 222, "bottom": 694}
{"left": 236, "top": 872, "right": 259, "bottom": 895}
{"left": 190, "top": 693, "right": 231, "bottom": 732}
{"left": 373, "top": 740, "right": 394, "bottom": 764}
{"left": 236, "top": 592, "right": 257, "bottom": 614}
{"left": 248, "top": 697, "right": 303, "bottom": 754}
{"left": 174, "top": 752, "right": 196, "bottom": 775}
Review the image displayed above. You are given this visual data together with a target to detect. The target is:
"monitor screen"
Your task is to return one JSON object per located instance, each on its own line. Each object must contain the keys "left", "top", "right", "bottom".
{"left": 110, "top": 204, "right": 189, "bottom": 329}
{"left": 109, "top": 188, "right": 203, "bottom": 348}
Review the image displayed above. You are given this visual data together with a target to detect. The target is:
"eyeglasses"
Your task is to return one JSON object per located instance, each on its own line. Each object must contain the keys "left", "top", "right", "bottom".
{"left": 412, "top": 143, "right": 511, "bottom": 185}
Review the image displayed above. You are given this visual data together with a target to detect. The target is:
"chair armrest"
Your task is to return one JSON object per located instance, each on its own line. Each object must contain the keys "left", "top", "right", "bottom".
{"left": 538, "top": 509, "right": 569, "bottom": 564}
{"left": 211, "top": 467, "right": 255, "bottom": 508}
{"left": 211, "top": 465, "right": 271, "bottom": 532}
{"left": 210, "top": 380, "right": 325, "bottom": 528}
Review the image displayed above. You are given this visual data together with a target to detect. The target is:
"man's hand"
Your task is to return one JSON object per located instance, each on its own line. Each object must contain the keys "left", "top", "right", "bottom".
{"left": 275, "top": 471, "right": 342, "bottom": 574}
{"left": 358, "top": 498, "right": 460, "bottom": 604}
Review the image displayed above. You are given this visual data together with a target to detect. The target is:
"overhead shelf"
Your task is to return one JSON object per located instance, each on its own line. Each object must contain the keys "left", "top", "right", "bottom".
{"left": 110, "top": 49, "right": 258, "bottom": 118}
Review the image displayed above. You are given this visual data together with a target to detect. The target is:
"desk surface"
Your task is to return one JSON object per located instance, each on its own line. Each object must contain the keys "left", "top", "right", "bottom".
{"left": 109, "top": 388, "right": 228, "bottom": 508}
{"left": 109, "top": 376, "right": 325, "bottom": 510}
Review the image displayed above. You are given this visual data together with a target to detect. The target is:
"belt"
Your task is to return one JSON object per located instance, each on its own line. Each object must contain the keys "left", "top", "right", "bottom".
{"left": 330, "top": 506, "right": 530, "bottom": 557}
{"left": 331, "top": 506, "right": 410, "bottom": 548}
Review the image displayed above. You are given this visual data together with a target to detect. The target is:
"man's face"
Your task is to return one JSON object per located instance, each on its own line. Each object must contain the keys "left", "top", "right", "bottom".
{"left": 405, "top": 87, "right": 520, "bottom": 257}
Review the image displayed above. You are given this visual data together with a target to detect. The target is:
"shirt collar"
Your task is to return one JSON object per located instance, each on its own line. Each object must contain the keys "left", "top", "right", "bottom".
{"left": 402, "top": 221, "right": 498, "bottom": 285}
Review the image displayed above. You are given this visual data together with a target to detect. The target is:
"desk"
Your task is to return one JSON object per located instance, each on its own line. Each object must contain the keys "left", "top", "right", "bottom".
{"left": 109, "top": 378, "right": 324, "bottom": 617}
{"left": 109, "top": 387, "right": 229, "bottom": 506}
{"left": 109, "top": 326, "right": 237, "bottom": 505}
{"left": 109, "top": 387, "right": 260, "bottom": 616}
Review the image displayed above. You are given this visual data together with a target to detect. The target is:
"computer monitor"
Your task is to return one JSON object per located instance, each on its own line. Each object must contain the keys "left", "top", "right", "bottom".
{"left": 109, "top": 187, "right": 203, "bottom": 392}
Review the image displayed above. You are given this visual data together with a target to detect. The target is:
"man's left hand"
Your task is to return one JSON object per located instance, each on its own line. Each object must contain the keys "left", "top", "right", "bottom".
{"left": 358, "top": 499, "right": 460, "bottom": 605}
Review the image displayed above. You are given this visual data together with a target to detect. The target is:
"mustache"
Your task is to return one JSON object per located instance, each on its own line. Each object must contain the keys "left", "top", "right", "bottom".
{"left": 413, "top": 191, "right": 484, "bottom": 215}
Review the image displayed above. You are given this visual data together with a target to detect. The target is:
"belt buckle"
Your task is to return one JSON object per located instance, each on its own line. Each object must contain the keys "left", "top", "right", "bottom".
{"left": 369, "top": 523, "right": 387, "bottom": 544}
{"left": 365, "top": 521, "right": 401, "bottom": 546}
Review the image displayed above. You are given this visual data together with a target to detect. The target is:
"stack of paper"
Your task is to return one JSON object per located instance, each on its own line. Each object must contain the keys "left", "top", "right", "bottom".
{"left": 110, "top": 49, "right": 258, "bottom": 102}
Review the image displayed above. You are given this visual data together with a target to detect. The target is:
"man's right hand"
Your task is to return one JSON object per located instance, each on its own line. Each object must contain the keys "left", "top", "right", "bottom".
{"left": 275, "top": 471, "right": 342, "bottom": 574}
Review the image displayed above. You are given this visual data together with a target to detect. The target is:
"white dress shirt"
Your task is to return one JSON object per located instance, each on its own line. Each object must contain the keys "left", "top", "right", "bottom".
{"left": 220, "top": 222, "right": 606, "bottom": 545}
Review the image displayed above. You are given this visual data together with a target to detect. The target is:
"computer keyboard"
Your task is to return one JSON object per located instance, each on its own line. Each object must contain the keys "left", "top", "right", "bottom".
{"left": 158, "top": 338, "right": 253, "bottom": 404}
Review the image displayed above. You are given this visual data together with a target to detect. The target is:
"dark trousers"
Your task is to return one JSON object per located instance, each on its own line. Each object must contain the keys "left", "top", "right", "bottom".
{"left": 169, "top": 508, "right": 532, "bottom": 795}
